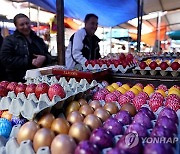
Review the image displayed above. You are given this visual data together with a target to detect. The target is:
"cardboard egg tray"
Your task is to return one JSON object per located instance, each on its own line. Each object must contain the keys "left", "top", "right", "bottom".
{"left": 82, "top": 63, "right": 137, "bottom": 73}
{"left": 0, "top": 76, "right": 98, "bottom": 120}
{"left": 102, "top": 104, "right": 180, "bottom": 154}
{"left": 0, "top": 105, "right": 179, "bottom": 154}
{"left": 132, "top": 66, "right": 180, "bottom": 77}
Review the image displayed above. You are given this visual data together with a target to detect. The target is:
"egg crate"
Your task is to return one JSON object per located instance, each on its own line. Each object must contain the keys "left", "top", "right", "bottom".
{"left": 102, "top": 105, "right": 180, "bottom": 154}
{"left": 0, "top": 77, "right": 98, "bottom": 120}
{"left": 0, "top": 105, "right": 179, "bottom": 154}
{"left": 82, "top": 63, "right": 137, "bottom": 73}
{"left": 132, "top": 66, "right": 180, "bottom": 77}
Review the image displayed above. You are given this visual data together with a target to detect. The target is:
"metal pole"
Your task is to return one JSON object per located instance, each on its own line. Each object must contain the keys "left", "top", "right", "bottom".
{"left": 110, "top": 27, "right": 112, "bottom": 53}
{"left": 56, "top": 0, "right": 65, "bottom": 65}
{"left": 137, "top": 0, "right": 143, "bottom": 52}
{"left": 28, "top": 2, "right": 31, "bottom": 19}
{"left": 157, "top": 12, "right": 161, "bottom": 52}
{"left": 137, "top": 0, "right": 140, "bottom": 52}
{"left": 37, "top": 6, "right": 40, "bottom": 36}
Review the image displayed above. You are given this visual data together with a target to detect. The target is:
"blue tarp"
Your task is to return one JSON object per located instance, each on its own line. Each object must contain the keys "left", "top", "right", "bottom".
{"left": 167, "top": 30, "right": 180, "bottom": 40}
{"left": 27, "top": 0, "right": 137, "bottom": 27}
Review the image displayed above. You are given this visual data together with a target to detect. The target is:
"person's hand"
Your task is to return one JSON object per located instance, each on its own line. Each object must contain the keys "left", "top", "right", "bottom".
{"left": 32, "top": 54, "right": 46, "bottom": 68}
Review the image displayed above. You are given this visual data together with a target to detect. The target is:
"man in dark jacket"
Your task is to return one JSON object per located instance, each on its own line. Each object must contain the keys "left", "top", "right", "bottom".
{"left": 0, "top": 14, "right": 52, "bottom": 82}
{"left": 0, "top": 28, "right": 7, "bottom": 81}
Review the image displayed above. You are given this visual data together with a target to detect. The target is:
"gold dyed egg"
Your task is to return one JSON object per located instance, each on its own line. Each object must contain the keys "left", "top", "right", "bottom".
{"left": 83, "top": 114, "right": 102, "bottom": 130}
{"left": 17, "top": 121, "right": 39, "bottom": 144}
{"left": 51, "top": 118, "right": 70, "bottom": 134}
{"left": 78, "top": 98, "right": 88, "bottom": 106}
{"left": 1, "top": 111, "right": 12, "bottom": 120}
{"left": 65, "top": 101, "right": 80, "bottom": 117}
{"left": 69, "top": 122, "right": 91, "bottom": 142}
{"left": 120, "top": 103, "right": 136, "bottom": 116}
{"left": 79, "top": 104, "right": 94, "bottom": 116}
{"left": 94, "top": 107, "right": 110, "bottom": 122}
{"left": 89, "top": 100, "right": 102, "bottom": 110}
{"left": 67, "top": 111, "right": 84, "bottom": 124}
{"left": 33, "top": 128, "right": 55, "bottom": 152}
{"left": 51, "top": 134, "right": 77, "bottom": 154}
{"left": 104, "top": 102, "right": 119, "bottom": 114}
{"left": 37, "top": 113, "right": 55, "bottom": 129}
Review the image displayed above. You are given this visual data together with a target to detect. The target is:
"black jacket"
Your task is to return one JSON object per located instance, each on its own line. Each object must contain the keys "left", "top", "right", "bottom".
{"left": 0, "top": 34, "right": 7, "bottom": 81}
{"left": 70, "top": 32, "right": 101, "bottom": 63}
{"left": 0, "top": 30, "right": 52, "bottom": 82}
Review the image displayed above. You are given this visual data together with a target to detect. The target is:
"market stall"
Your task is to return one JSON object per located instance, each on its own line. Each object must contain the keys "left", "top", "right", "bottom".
{"left": 0, "top": 0, "right": 179, "bottom": 154}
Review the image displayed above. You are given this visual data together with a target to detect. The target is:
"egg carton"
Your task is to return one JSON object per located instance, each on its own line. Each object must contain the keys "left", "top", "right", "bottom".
{"left": 0, "top": 77, "right": 97, "bottom": 120}
{"left": 102, "top": 106, "right": 180, "bottom": 154}
{"left": 0, "top": 105, "right": 179, "bottom": 154}
{"left": 133, "top": 66, "right": 180, "bottom": 77}
{"left": 82, "top": 63, "right": 137, "bottom": 73}
{"left": 25, "top": 65, "right": 65, "bottom": 80}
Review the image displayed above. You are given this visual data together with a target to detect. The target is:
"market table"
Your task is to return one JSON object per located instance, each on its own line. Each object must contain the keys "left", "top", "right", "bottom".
{"left": 110, "top": 72, "right": 180, "bottom": 88}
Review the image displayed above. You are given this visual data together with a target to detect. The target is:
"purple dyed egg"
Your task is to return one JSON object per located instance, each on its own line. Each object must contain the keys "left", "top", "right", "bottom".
{"left": 139, "top": 107, "right": 155, "bottom": 120}
{"left": 125, "top": 123, "right": 147, "bottom": 137}
{"left": 144, "top": 143, "right": 174, "bottom": 154}
{"left": 133, "top": 112, "right": 152, "bottom": 129}
{"left": 158, "top": 107, "right": 178, "bottom": 124}
{"left": 156, "top": 116, "right": 177, "bottom": 134}
{"left": 107, "top": 147, "right": 130, "bottom": 154}
{"left": 151, "top": 126, "right": 174, "bottom": 138}
{"left": 115, "top": 111, "right": 132, "bottom": 125}
{"left": 74, "top": 140, "right": 100, "bottom": 154}
{"left": 90, "top": 127, "right": 113, "bottom": 149}
{"left": 103, "top": 117, "right": 123, "bottom": 135}
{"left": 116, "top": 134, "right": 143, "bottom": 154}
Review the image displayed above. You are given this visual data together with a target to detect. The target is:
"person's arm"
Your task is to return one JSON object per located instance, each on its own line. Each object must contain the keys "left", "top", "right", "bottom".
{"left": 72, "top": 30, "right": 87, "bottom": 64}
{"left": 0, "top": 36, "right": 29, "bottom": 69}
{"left": 32, "top": 36, "right": 52, "bottom": 67}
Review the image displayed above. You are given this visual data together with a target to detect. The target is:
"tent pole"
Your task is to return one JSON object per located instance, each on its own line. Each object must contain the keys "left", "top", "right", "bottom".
{"left": 157, "top": 12, "right": 161, "bottom": 52}
{"left": 137, "top": 0, "right": 143, "bottom": 52}
{"left": 37, "top": 6, "right": 40, "bottom": 36}
{"left": 28, "top": 2, "right": 31, "bottom": 19}
{"left": 110, "top": 27, "right": 112, "bottom": 53}
{"left": 56, "top": 0, "right": 65, "bottom": 65}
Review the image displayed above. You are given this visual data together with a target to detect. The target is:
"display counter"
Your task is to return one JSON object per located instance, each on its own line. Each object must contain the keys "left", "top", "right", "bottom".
{"left": 111, "top": 72, "right": 180, "bottom": 88}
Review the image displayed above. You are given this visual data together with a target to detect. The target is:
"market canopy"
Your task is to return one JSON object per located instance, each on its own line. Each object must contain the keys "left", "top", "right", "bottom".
{"left": 26, "top": 0, "right": 138, "bottom": 27}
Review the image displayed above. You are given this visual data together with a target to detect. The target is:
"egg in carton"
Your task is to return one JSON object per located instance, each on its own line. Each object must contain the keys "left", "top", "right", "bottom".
{"left": 132, "top": 69, "right": 138, "bottom": 74}
{"left": 117, "top": 65, "right": 128, "bottom": 74}
{"left": 170, "top": 68, "right": 180, "bottom": 77}
{"left": 0, "top": 77, "right": 97, "bottom": 120}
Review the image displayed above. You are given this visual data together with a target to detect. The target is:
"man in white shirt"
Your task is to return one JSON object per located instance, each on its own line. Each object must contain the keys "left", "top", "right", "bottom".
{"left": 65, "top": 14, "right": 101, "bottom": 69}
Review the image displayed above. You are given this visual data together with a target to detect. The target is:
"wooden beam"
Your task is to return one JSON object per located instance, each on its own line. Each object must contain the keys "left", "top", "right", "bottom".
{"left": 56, "top": 0, "right": 65, "bottom": 65}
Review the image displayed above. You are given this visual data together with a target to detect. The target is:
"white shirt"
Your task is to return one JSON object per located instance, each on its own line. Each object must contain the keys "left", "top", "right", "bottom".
{"left": 65, "top": 28, "right": 87, "bottom": 69}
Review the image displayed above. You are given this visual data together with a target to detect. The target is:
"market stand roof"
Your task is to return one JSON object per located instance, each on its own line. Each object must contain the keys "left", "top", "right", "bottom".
{"left": 5, "top": 0, "right": 180, "bottom": 31}
{"left": 23, "top": 0, "right": 138, "bottom": 27}
{"left": 118, "top": 0, "right": 180, "bottom": 32}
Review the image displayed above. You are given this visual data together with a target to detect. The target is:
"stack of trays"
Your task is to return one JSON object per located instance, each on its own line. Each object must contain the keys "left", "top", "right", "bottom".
{"left": 0, "top": 76, "right": 97, "bottom": 120}
{"left": 133, "top": 66, "right": 180, "bottom": 77}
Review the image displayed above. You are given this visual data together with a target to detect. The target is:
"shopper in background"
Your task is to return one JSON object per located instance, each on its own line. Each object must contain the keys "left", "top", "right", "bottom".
{"left": 65, "top": 13, "right": 101, "bottom": 69}
{"left": 0, "top": 28, "right": 3, "bottom": 48}
{"left": 0, "top": 28, "right": 7, "bottom": 81}
{"left": 0, "top": 13, "right": 52, "bottom": 82}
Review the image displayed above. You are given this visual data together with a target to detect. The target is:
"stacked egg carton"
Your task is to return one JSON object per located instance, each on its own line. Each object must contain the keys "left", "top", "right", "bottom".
{"left": 82, "top": 63, "right": 136, "bottom": 73}
{"left": 0, "top": 105, "right": 179, "bottom": 153}
{"left": 0, "top": 76, "right": 97, "bottom": 120}
{"left": 132, "top": 66, "right": 180, "bottom": 77}
{"left": 101, "top": 105, "right": 180, "bottom": 154}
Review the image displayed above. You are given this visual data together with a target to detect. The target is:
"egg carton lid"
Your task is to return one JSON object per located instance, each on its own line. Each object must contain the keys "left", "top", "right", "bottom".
{"left": 25, "top": 65, "right": 65, "bottom": 80}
